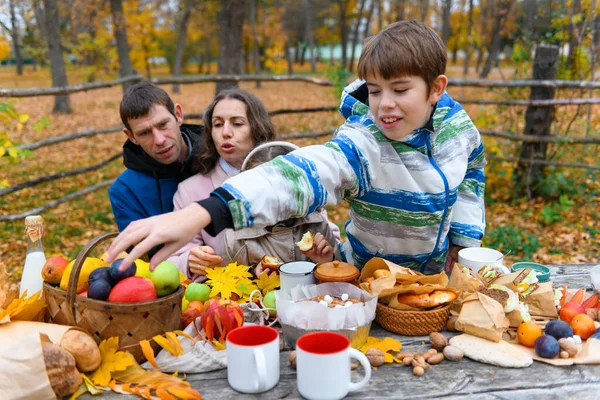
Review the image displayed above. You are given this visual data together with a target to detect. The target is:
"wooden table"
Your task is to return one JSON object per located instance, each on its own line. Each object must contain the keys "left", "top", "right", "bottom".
{"left": 93, "top": 264, "right": 600, "bottom": 400}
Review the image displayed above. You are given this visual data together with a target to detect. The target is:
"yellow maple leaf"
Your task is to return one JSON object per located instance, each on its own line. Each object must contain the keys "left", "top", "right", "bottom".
{"left": 0, "top": 290, "right": 46, "bottom": 324}
{"left": 255, "top": 272, "right": 280, "bottom": 295}
{"left": 91, "top": 337, "right": 135, "bottom": 387}
{"left": 223, "top": 262, "right": 253, "bottom": 280}
{"left": 359, "top": 336, "right": 403, "bottom": 364}
{"left": 205, "top": 267, "right": 240, "bottom": 300}
{"left": 236, "top": 279, "right": 259, "bottom": 303}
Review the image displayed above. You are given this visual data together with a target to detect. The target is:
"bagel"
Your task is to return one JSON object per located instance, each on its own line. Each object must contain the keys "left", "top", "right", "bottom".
{"left": 396, "top": 290, "right": 458, "bottom": 309}
{"left": 261, "top": 255, "right": 282, "bottom": 270}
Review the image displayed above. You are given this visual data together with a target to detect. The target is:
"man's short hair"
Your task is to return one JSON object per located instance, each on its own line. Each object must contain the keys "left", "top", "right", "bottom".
{"left": 357, "top": 20, "right": 447, "bottom": 92}
{"left": 119, "top": 82, "right": 175, "bottom": 132}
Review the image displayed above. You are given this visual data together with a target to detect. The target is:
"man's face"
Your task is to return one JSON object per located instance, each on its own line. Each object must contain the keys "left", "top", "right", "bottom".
{"left": 124, "top": 104, "right": 187, "bottom": 164}
{"left": 366, "top": 73, "right": 446, "bottom": 141}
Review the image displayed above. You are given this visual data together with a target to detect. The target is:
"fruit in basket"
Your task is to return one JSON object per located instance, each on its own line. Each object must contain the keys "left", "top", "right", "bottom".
{"left": 570, "top": 314, "right": 596, "bottom": 340}
{"left": 41, "top": 256, "right": 69, "bottom": 284}
{"left": 534, "top": 335, "right": 560, "bottom": 359}
{"left": 517, "top": 321, "right": 543, "bottom": 347}
{"left": 101, "top": 250, "right": 128, "bottom": 264}
{"left": 544, "top": 319, "right": 574, "bottom": 340}
{"left": 134, "top": 259, "right": 151, "bottom": 278}
{"left": 88, "top": 267, "right": 114, "bottom": 286}
{"left": 108, "top": 277, "right": 158, "bottom": 303}
{"left": 149, "top": 261, "right": 180, "bottom": 297}
{"left": 88, "top": 279, "right": 113, "bottom": 301}
{"left": 60, "top": 257, "right": 104, "bottom": 293}
{"left": 200, "top": 299, "right": 244, "bottom": 341}
{"left": 560, "top": 301, "right": 586, "bottom": 324}
{"left": 109, "top": 259, "right": 137, "bottom": 283}
{"left": 185, "top": 282, "right": 211, "bottom": 303}
{"left": 59, "top": 328, "right": 102, "bottom": 372}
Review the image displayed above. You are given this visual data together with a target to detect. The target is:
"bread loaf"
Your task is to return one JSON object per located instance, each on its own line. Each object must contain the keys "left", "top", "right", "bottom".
{"left": 396, "top": 290, "right": 458, "bottom": 309}
{"left": 41, "top": 335, "right": 83, "bottom": 398}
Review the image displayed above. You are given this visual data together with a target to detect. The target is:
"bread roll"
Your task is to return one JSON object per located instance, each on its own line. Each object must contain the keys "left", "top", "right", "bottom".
{"left": 396, "top": 290, "right": 458, "bottom": 309}
{"left": 261, "top": 255, "right": 282, "bottom": 270}
{"left": 295, "top": 232, "right": 314, "bottom": 251}
{"left": 373, "top": 269, "right": 391, "bottom": 279}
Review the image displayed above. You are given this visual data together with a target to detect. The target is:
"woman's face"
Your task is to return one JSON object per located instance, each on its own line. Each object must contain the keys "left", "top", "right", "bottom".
{"left": 211, "top": 98, "right": 255, "bottom": 169}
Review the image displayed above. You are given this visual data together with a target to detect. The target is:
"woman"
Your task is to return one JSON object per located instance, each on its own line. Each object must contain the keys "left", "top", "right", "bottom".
{"left": 167, "top": 89, "right": 275, "bottom": 278}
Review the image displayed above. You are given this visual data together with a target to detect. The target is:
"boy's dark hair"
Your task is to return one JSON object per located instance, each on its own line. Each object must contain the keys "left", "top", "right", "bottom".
{"left": 119, "top": 82, "right": 175, "bottom": 132}
{"left": 195, "top": 88, "right": 276, "bottom": 175}
{"left": 357, "top": 20, "right": 447, "bottom": 92}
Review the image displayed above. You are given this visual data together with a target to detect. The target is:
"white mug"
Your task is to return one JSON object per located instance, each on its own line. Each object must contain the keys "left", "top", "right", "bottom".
{"left": 458, "top": 247, "right": 510, "bottom": 274}
{"left": 226, "top": 325, "right": 280, "bottom": 394}
{"left": 296, "top": 332, "right": 371, "bottom": 400}
{"left": 279, "top": 261, "right": 316, "bottom": 293}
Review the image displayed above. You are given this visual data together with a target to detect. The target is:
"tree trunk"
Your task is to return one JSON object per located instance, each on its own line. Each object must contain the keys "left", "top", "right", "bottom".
{"left": 364, "top": 0, "right": 375, "bottom": 37}
{"left": 216, "top": 0, "right": 246, "bottom": 94}
{"left": 463, "top": 0, "right": 474, "bottom": 77}
{"left": 441, "top": 0, "right": 452, "bottom": 44}
{"left": 286, "top": 41, "right": 294, "bottom": 74}
{"left": 514, "top": 45, "right": 559, "bottom": 198}
{"left": 173, "top": 0, "right": 193, "bottom": 94}
{"left": 377, "top": 0, "right": 383, "bottom": 31}
{"left": 42, "top": 0, "right": 71, "bottom": 114}
{"left": 395, "top": 0, "right": 406, "bottom": 21}
{"left": 250, "top": 0, "right": 262, "bottom": 87}
{"left": 421, "top": 0, "right": 429, "bottom": 22}
{"left": 109, "top": 0, "right": 135, "bottom": 92}
{"left": 303, "top": 0, "right": 316, "bottom": 73}
{"left": 566, "top": 0, "right": 581, "bottom": 78}
{"left": 9, "top": 0, "right": 23, "bottom": 75}
{"left": 480, "top": 0, "right": 513, "bottom": 78}
{"left": 349, "top": 0, "right": 367, "bottom": 72}
{"left": 338, "top": 0, "right": 348, "bottom": 69}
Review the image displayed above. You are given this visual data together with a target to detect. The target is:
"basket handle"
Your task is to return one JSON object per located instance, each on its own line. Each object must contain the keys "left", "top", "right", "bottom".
{"left": 65, "top": 232, "right": 119, "bottom": 324}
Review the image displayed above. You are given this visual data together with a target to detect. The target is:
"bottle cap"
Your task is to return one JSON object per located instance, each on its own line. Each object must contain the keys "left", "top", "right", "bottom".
{"left": 24, "top": 215, "right": 44, "bottom": 242}
{"left": 25, "top": 215, "right": 43, "bottom": 226}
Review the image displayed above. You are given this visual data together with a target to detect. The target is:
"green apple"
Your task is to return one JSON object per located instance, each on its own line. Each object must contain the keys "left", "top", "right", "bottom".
{"left": 149, "top": 261, "right": 180, "bottom": 297}
{"left": 185, "top": 282, "right": 211, "bottom": 303}
{"left": 263, "top": 290, "right": 277, "bottom": 317}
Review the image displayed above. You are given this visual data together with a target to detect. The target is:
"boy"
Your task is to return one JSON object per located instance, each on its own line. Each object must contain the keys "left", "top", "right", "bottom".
{"left": 109, "top": 20, "right": 486, "bottom": 275}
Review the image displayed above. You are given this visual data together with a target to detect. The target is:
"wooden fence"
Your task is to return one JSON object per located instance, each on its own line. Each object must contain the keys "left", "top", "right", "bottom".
{"left": 1, "top": 74, "right": 599, "bottom": 221}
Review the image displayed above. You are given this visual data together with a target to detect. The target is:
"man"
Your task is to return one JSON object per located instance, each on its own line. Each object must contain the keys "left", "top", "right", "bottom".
{"left": 109, "top": 82, "right": 204, "bottom": 236}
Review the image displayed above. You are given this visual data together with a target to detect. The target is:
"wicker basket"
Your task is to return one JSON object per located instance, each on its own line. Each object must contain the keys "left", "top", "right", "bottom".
{"left": 375, "top": 302, "right": 450, "bottom": 336}
{"left": 43, "top": 232, "right": 184, "bottom": 362}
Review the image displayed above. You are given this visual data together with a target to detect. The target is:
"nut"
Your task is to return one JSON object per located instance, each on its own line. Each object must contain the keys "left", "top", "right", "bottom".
{"left": 365, "top": 348, "right": 386, "bottom": 367}
{"left": 427, "top": 353, "right": 444, "bottom": 365}
{"left": 429, "top": 332, "right": 448, "bottom": 351}
{"left": 443, "top": 345, "right": 464, "bottom": 362}
{"left": 413, "top": 366, "right": 425, "bottom": 376}
{"left": 402, "top": 356, "right": 413, "bottom": 366}
{"left": 411, "top": 357, "right": 429, "bottom": 370}
{"left": 559, "top": 351, "right": 569, "bottom": 359}
{"left": 289, "top": 351, "right": 297, "bottom": 368}
{"left": 446, "top": 315, "right": 458, "bottom": 332}
{"left": 397, "top": 352, "right": 413, "bottom": 359}
{"left": 558, "top": 338, "right": 578, "bottom": 357}
{"left": 427, "top": 348, "right": 438, "bottom": 355}
{"left": 423, "top": 352, "right": 431, "bottom": 361}
{"left": 351, "top": 362, "right": 358, "bottom": 370}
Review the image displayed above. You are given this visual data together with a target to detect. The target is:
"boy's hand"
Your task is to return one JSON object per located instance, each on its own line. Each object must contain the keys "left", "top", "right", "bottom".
{"left": 108, "top": 203, "right": 211, "bottom": 271}
{"left": 302, "top": 232, "right": 334, "bottom": 264}
{"left": 445, "top": 245, "right": 464, "bottom": 274}
{"left": 188, "top": 246, "right": 223, "bottom": 275}
{"left": 254, "top": 261, "right": 278, "bottom": 278}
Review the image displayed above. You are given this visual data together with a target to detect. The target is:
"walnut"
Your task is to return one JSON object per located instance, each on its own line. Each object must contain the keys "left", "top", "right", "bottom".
{"left": 443, "top": 345, "right": 464, "bottom": 362}
{"left": 558, "top": 338, "right": 578, "bottom": 357}
{"left": 365, "top": 348, "right": 385, "bottom": 367}
{"left": 59, "top": 328, "right": 101, "bottom": 372}
{"left": 289, "top": 350, "right": 297, "bottom": 368}
{"left": 429, "top": 332, "right": 448, "bottom": 351}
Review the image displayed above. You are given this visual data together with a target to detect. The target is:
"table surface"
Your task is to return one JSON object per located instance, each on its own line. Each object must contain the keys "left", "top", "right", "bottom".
{"left": 91, "top": 263, "right": 600, "bottom": 400}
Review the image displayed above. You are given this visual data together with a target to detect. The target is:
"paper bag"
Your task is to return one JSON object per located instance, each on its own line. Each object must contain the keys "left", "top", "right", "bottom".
{"left": 455, "top": 293, "right": 510, "bottom": 342}
{"left": 487, "top": 271, "right": 521, "bottom": 289}
{"left": 448, "top": 264, "right": 483, "bottom": 313}
{"left": 522, "top": 282, "right": 558, "bottom": 318}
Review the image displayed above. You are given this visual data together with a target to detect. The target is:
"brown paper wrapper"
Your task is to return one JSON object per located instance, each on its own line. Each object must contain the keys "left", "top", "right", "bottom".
{"left": 448, "top": 264, "right": 484, "bottom": 313}
{"left": 360, "top": 257, "right": 421, "bottom": 282}
{"left": 455, "top": 292, "right": 510, "bottom": 342}
{"left": 522, "top": 282, "right": 559, "bottom": 318}
{"left": 514, "top": 337, "right": 600, "bottom": 366}
{"left": 486, "top": 271, "right": 521, "bottom": 289}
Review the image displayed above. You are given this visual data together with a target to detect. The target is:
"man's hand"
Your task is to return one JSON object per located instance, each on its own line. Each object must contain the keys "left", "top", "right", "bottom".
{"left": 108, "top": 203, "right": 211, "bottom": 271}
{"left": 188, "top": 246, "right": 223, "bottom": 275}
{"left": 445, "top": 245, "right": 464, "bottom": 274}
{"left": 301, "top": 232, "right": 334, "bottom": 264}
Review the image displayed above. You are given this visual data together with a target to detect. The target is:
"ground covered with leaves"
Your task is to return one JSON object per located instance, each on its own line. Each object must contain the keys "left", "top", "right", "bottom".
{"left": 1, "top": 65, "right": 598, "bottom": 282}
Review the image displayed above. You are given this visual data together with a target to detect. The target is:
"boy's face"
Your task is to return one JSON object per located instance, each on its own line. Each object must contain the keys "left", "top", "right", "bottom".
{"left": 124, "top": 104, "right": 187, "bottom": 164}
{"left": 366, "top": 73, "right": 447, "bottom": 141}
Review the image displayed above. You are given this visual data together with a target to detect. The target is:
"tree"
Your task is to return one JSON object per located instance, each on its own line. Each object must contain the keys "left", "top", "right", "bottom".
{"left": 172, "top": 0, "right": 193, "bottom": 94}
{"left": 479, "top": 0, "right": 514, "bottom": 78}
{"left": 348, "top": 0, "right": 367, "bottom": 72}
{"left": 303, "top": 0, "right": 316, "bottom": 73}
{"left": 441, "top": 0, "right": 452, "bottom": 44}
{"left": 337, "top": 0, "right": 349, "bottom": 70}
{"left": 250, "top": 0, "right": 261, "bottom": 87}
{"left": 43, "top": 0, "right": 71, "bottom": 114}
{"left": 109, "top": 0, "right": 134, "bottom": 92}
{"left": 216, "top": 0, "right": 245, "bottom": 94}
{"left": 463, "top": 0, "right": 474, "bottom": 77}
{"left": 0, "top": 0, "right": 24, "bottom": 75}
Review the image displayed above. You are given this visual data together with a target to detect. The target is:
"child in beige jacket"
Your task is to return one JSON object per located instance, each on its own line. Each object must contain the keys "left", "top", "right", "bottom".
{"left": 219, "top": 142, "right": 339, "bottom": 275}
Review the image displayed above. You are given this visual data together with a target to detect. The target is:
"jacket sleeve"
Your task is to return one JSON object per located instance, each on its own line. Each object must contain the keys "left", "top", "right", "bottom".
{"left": 219, "top": 125, "right": 381, "bottom": 230}
{"left": 319, "top": 208, "right": 341, "bottom": 244}
{"left": 108, "top": 180, "right": 145, "bottom": 232}
{"left": 449, "top": 132, "right": 486, "bottom": 248}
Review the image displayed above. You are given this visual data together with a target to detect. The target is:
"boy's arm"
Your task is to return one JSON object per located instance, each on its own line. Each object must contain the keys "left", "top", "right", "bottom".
{"left": 449, "top": 141, "right": 486, "bottom": 248}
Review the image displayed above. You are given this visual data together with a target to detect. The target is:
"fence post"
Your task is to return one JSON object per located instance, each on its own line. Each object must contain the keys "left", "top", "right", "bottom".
{"left": 514, "top": 44, "right": 560, "bottom": 198}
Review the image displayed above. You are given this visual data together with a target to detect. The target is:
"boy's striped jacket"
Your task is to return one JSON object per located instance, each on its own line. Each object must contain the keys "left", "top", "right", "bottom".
{"left": 220, "top": 79, "right": 486, "bottom": 273}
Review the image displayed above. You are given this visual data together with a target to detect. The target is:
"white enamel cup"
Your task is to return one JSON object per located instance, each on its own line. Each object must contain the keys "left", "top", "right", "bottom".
{"left": 226, "top": 325, "right": 280, "bottom": 394}
{"left": 458, "top": 247, "right": 510, "bottom": 274}
{"left": 279, "top": 261, "right": 316, "bottom": 294}
{"left": 296, "top": 332, "right": 371, "bottom": 400}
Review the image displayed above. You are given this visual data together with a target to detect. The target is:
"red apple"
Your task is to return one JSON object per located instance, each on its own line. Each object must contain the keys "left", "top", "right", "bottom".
{"left": 560, "top": 301, "right": 586, "bottom": 324}
{"left": 108, "top": 277, "right": 157, "bottom": 303}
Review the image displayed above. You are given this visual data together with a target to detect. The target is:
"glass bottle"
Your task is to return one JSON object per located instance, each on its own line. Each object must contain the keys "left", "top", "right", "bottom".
{"left": 19, "top": 215, "right": 46, "bottom": 298}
